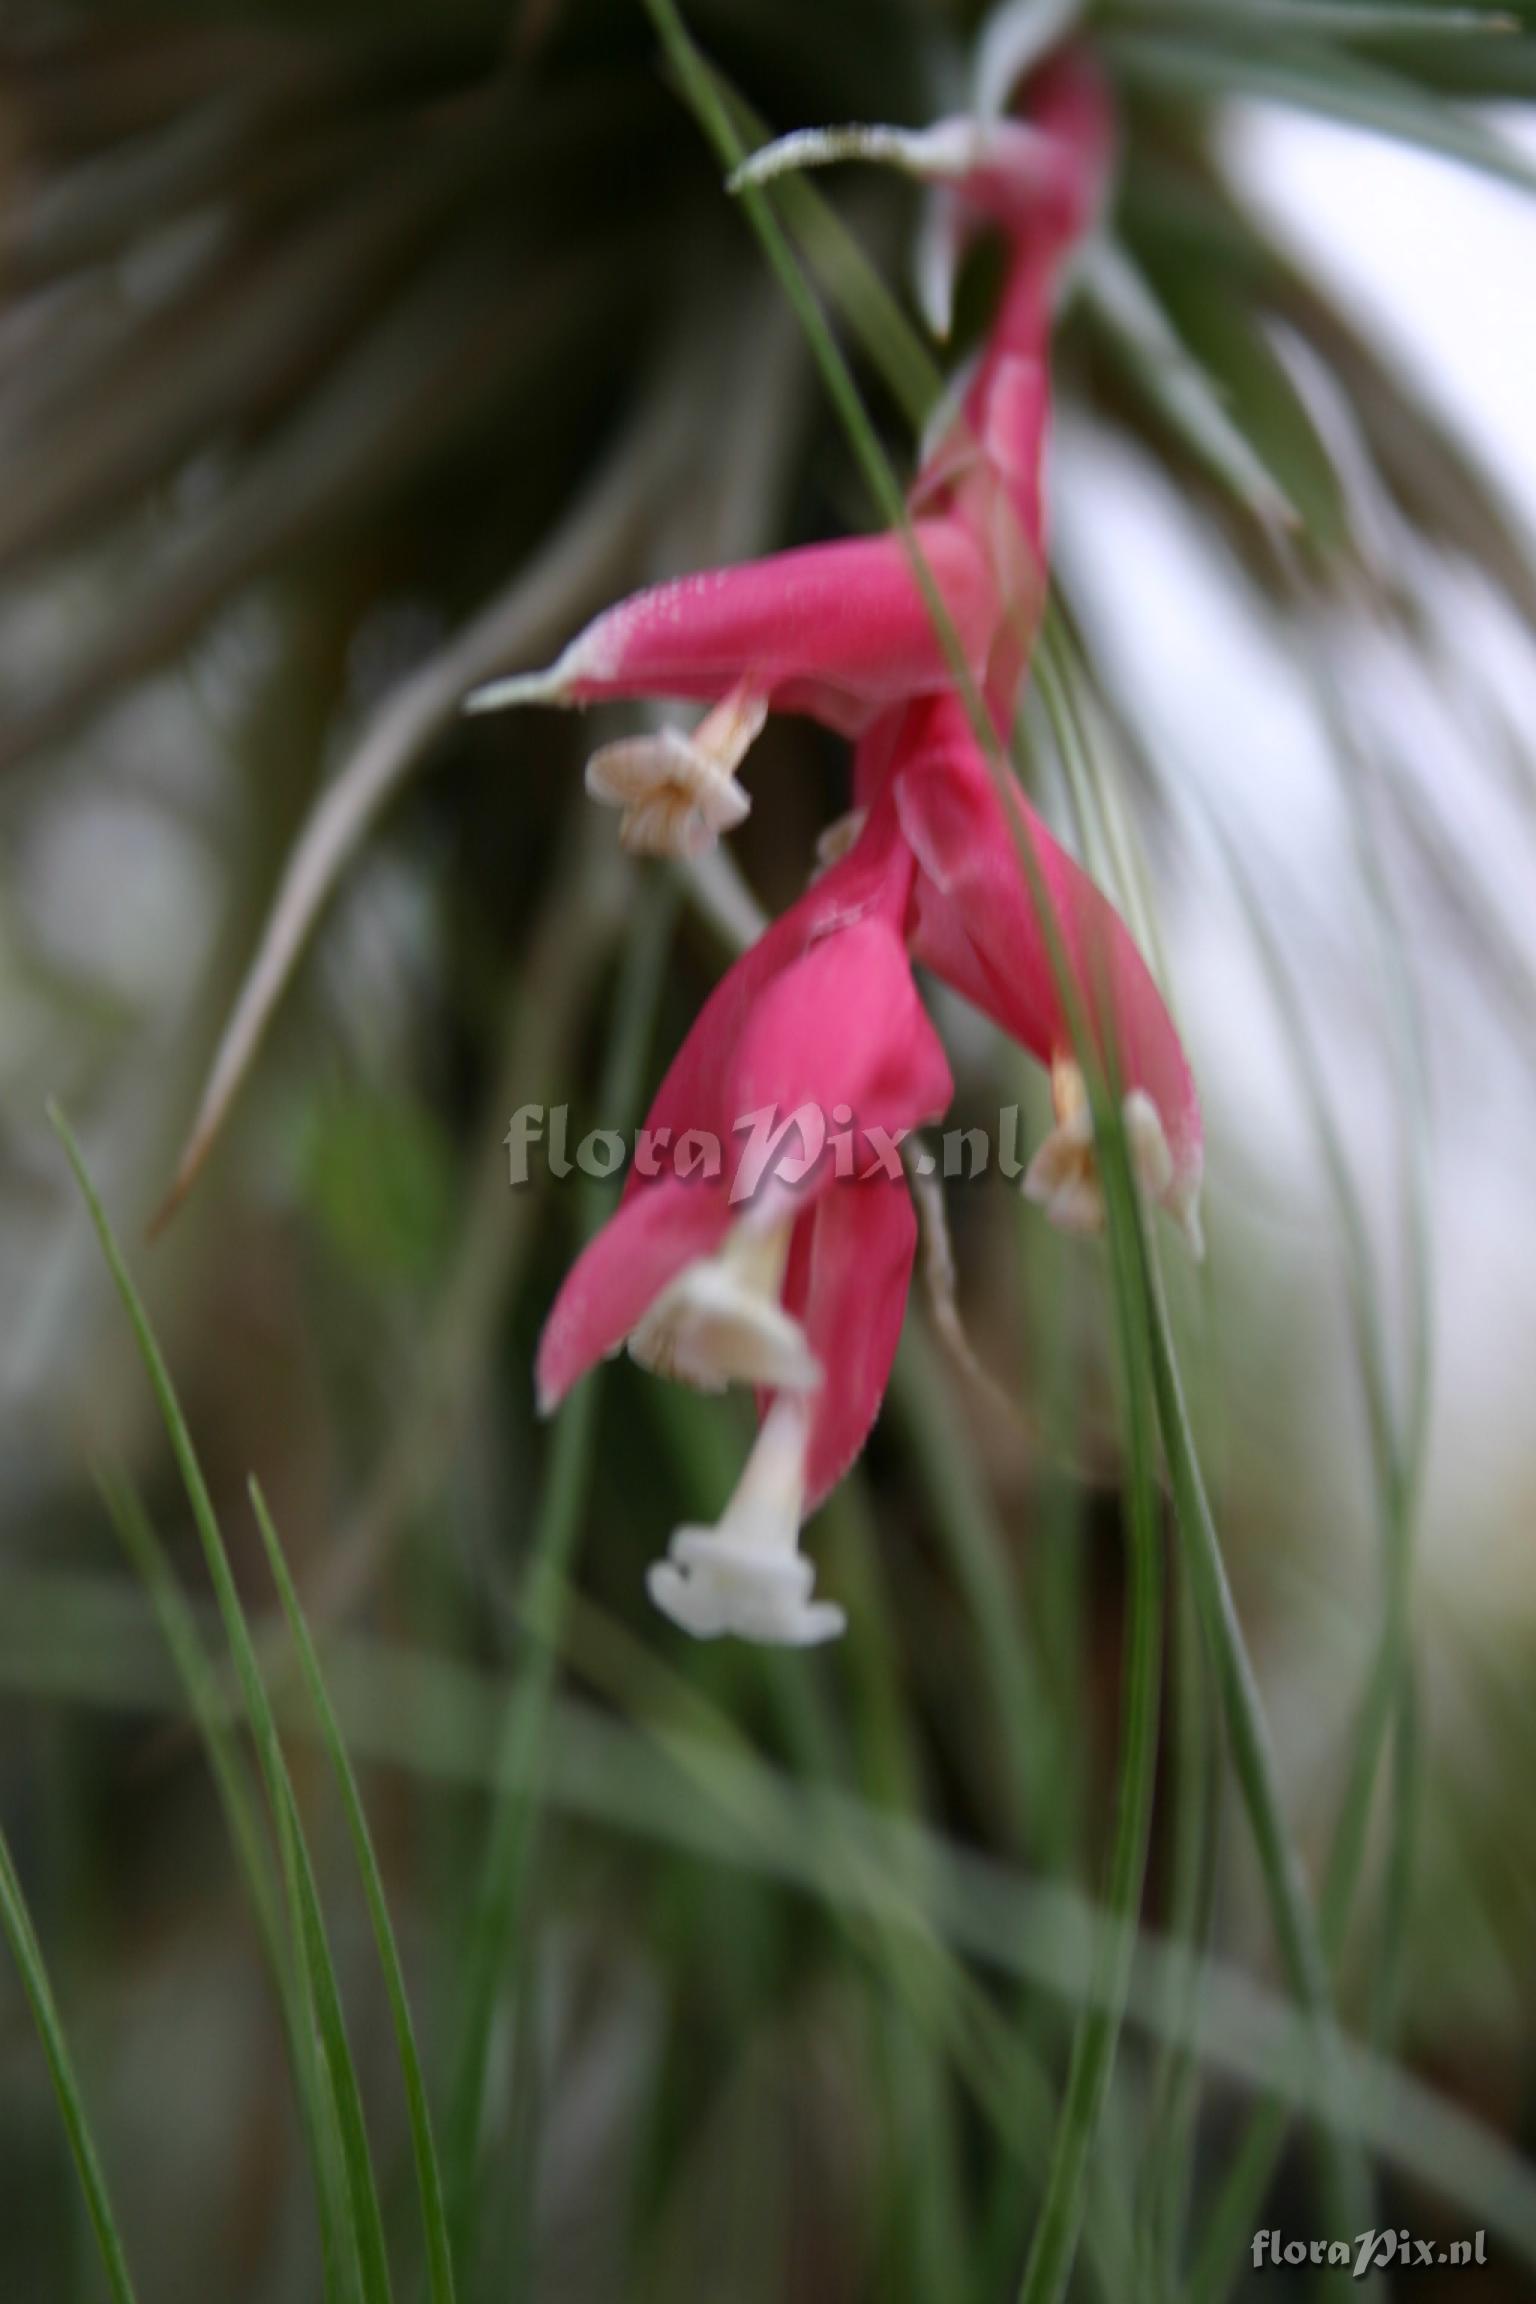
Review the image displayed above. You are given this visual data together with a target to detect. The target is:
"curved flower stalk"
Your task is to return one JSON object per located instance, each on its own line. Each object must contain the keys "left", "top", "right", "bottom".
{"left": 478, "top": 38, "right": 1203, "bottom": 1639}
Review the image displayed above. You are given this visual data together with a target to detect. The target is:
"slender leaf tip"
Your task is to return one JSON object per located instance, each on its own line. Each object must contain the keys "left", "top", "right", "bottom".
{"left": 463, "top": 664, "right": 572, "bottom": 715}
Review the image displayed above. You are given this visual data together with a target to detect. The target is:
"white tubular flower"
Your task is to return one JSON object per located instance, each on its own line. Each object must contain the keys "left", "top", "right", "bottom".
{"left": 584, "top": 679, "right": 766, "bottom": 859}
{"left": 628, "top": 1217, "right": 822, "bottom": 1394}
{"left": 647, "top": 1395, "right": 845, "bottom": 1646}
{"left": 1024, "top": 1055, "right": 1200, "bottom": 1252}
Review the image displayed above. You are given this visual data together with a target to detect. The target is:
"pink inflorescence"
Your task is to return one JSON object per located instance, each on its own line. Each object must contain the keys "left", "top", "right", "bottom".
{"left": 470, "top": 45, "right": 1203, "bottom": 1645}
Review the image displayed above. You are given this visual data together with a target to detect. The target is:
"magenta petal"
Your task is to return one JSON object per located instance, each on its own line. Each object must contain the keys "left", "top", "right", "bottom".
{"left": 624, "top": 928, "right": 791, "bottom": 1184}
{"left": 783, "top": 1179, "right": 916, "bottom": 1512}
{"left": 627, "top": 803, "right": 930, "bottom": 1197}
{"left": 535, "top": 1179, "right": 733, "bottom": 1412}
{"left": 895, "top": 707, "right": 1203, "bottom": 1190}
{"left": 523, "top": 519, "right": 1000, "bottom": 738}
{"left": 724, "top": 916, "right": 953, "bottom": 1205}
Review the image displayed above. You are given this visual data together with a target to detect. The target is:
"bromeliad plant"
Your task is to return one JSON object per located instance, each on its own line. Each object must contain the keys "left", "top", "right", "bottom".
{"left": 471, "top": 39, "right": 1204, "bottom": 1643}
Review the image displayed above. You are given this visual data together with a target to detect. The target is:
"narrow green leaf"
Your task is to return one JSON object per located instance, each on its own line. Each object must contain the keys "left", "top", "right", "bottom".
{"left": 0, "top": 1823, "right": 140, "bottom": 2304}
{"left": 1139, "top": 1232, "right": 1377, "bottom": 2252}
{"left": 1036, "top": 635, "right": 1373, "bottom": 2257}
{"left": 250, "top": 1478, "right": 457, "bottom": 2304}
{"left": 889, "top": 1331, "right": 1064, "bottom": 1842}
{"left": 1109, "top": 29, "right": 1536, "bottom": 195}
{"left": 96, "top": 1473, "right": 351, "bottom": 2304}
{"left": 1078, "top": 240, "right": 1300, "bottom": 531}
{"left": 1017, "top": 1226, "right": 1164, "bottom": 2304}
{"left": 548, "top": 1570, "right": 1133, "bottom": 2297}
{"left": 1112, "top": 0, "right": 1518, "bottom": 42}
{"left": 50, "top": 1102, "right": 394, "bottom": 2304}
{"left": 7, "top": 1562, "right": 1536, "bottom": 2265}
{"left": 1183, "top": 772, "right": 1431, "bottom": 2300}
{"left": 1137, "top": 1548, "right": 1221, "bottom": 2290}
{"left": 97, "top": 1472, "right": 286, "bottom": 1977}
{"left": 443, "top": 879, "right": 677, "bottom": 2278}
{"left": 282, "top": 1792, "right": 394, "bottom": 2304}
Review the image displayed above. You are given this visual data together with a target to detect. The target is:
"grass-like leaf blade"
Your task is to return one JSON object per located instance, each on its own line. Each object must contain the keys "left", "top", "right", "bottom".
{"left": 0, "top": 1821, "right": 141, "bottom": 2304}
{"left": 250, "top": 1477, "right": 457, "bottom": 2304}
{"left": 50, "top": 1100, "right": 394, "bottom": 2304}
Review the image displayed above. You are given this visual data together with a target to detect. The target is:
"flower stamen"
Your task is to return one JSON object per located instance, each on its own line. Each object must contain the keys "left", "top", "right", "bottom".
{"left": 585, "top": 679, "right": 766, "bottom": 859}
{"left": 1024, "top": 1054, "right": 1202, "bottom": 1253}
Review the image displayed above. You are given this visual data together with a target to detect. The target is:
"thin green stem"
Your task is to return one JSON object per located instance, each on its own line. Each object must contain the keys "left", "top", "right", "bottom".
{"left": 1017, "top": 1184, "right": 1165, "bottom": 2304}
{"left": 1138, "top": 1546, "right": 1221, "bottom": 2296}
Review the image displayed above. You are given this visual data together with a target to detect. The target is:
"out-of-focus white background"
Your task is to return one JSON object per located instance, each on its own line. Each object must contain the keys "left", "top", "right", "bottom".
{"left": 1055, "top": 102, "right": 1536, "bottom": 2041}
